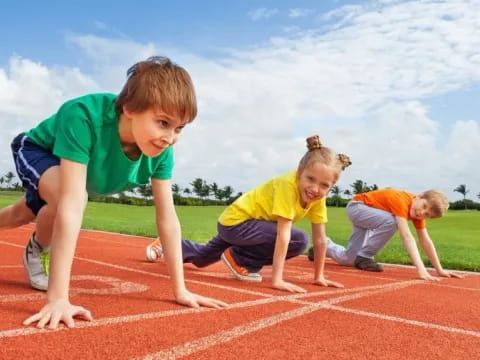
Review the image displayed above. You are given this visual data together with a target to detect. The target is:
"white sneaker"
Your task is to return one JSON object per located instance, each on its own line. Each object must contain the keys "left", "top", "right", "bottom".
{"left": 145, "top": 238, "right": 163, "bottom": 262}
{"left": 23, "top": 233, "right": 49, "bottom": 291}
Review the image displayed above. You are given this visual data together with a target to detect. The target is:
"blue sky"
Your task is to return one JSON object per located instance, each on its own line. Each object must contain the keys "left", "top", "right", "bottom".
{"left": 1, "top": 0, "right": 479, "bottom": 201}
{"left": 2, "top": 0, "right": 354, "bottom": 65}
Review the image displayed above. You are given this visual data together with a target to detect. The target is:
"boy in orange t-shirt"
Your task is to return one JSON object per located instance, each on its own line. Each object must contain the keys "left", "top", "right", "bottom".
{"left": 327, "top": 188, "right": 463, "bottom": 280}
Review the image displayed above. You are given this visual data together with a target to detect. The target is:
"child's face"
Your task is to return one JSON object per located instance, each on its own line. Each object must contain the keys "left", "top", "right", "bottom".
{"left": 128, "top": 107, "right": 186, "bottom": 157}
{"left": 410, "top": 196, "right": 433, "bottom": 220}
{"left": 298, "top": 162, "right": 337, "bottom": 205}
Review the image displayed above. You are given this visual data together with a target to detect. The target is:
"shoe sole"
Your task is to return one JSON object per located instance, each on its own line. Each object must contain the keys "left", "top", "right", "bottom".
{"left": 221, "top": 253, "right": 262, "bottom": 282}
{"left": 22, "top": 247, "right": 48, "bottom": 291}
{"left": 355, "top": 264, "right": 384, "bottom": 272}
{"left": 146, "top": 244, "right": 163, "bottom": 262}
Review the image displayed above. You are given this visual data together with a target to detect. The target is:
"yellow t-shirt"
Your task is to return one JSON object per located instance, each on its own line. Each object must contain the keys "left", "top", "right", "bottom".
{"left": 219, "top": 170, "right": 328, "bottom": 226}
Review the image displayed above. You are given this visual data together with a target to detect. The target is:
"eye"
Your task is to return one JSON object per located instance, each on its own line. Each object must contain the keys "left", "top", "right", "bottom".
{"left": 156, "top": 119, "right": 169, "bottom": 127}
{"left": 175, "top": 125, "right": 185, "bottom": 134}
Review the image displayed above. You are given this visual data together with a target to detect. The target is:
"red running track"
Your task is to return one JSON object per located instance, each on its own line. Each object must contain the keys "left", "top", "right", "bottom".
{"left": 0, "top": 225, "right": 479, "bottom": 359}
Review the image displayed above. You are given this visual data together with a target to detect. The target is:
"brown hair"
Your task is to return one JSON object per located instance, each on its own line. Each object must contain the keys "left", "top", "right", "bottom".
{"left": 115, "top": 56, "right": 197, "bottom": 122}
{"left": 297, "top": 135, "right": 352, "bottom": 178}
{"left": 421, "top": 189, "right": 449, "bottom": 218}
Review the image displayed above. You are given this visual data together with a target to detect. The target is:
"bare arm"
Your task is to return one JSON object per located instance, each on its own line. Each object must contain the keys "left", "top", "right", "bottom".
{"left": 417, "top": 228, "right": 463, "bottom": 279}
{"left": 271, "top": 217, "right": 306, "bottom": 293}
{"left": 24, "top": 159, "right": 93, "bottom": 329}
{"left": 396, "top": 216, "right": 438, "bottom": 281}
{"left": 311, "top": 223, "right": 343, "bottom": 288}
{"left": 151, "top": 178, "right": 227, "bottom": 308}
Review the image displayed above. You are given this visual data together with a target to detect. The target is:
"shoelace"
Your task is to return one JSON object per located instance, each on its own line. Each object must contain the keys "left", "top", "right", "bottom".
{"left": 40, "top": 251, "right": 50, "bottom": 276}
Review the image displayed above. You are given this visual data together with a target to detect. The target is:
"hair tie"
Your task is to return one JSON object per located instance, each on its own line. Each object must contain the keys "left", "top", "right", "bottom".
{"left": 337, "top": 154, "right": 352, "bottom": 170}
{"left": 306, "top": 135, "right": 322, "bottom": 151}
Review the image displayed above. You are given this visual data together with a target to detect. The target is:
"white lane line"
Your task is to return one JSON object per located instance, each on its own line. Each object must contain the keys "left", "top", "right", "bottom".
{"left": 135, "top": 305, "right": 323, "bottom": 360}
{"left": 0, "top": 265, "right": 23, "bottom": 269}
{"left": 326, "top": 304, "right": 480, "bottom": 337}
{"left": 75, "top": 256, "right": 272, "bottom": 298}
{"left": 135, "top": 280, "right": 480, "bottom": 360}
{"left": 0, "top": 281, "right": 413, "bottom": 339}
{"left": 78, "top": 234, "right": 150, "bottom": 248}
{"left": 0, "top": 240, "right": 271, "bottom": 298}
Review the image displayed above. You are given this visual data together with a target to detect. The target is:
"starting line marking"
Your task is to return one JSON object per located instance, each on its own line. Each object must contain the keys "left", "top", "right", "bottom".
{"left": 0, "top": 275, "right": 148, "bottom": 303}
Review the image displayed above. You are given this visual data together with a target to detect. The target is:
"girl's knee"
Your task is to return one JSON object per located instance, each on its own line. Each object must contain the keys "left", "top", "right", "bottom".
{"left": 290, "top": 229, "right": 309, "bottom": 253}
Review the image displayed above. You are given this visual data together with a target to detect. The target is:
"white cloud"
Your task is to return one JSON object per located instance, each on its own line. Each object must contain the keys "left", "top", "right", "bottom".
{"left": 0, "top": 57, "right": 99, "bottom": 181}
{"left": 1, "top": 0, "right": 480, "bottom": 201}
{"left": 288, "top": 8, "right": 314, "bottom": 18}
{"left": 247, "top": 8, "right": 279, "bottom": 21}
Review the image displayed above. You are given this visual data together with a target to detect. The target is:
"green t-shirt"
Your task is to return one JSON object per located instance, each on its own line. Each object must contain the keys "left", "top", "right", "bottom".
{"left": 25, "top": 93, "right": 174, "bottom": 195}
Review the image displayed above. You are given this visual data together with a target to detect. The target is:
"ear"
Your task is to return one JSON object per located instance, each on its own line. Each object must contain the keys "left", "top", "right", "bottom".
{"left": 122, "top": 105, "right": 134, "bottom": 117}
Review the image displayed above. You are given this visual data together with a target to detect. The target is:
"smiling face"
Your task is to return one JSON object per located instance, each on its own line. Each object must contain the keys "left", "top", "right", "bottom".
{"left": 409, "top": 196, "right": 433, "bottom": 220}
{"left": 125, "top": 106, "right": 186, "bottom": 157}
{"left": 297, "top": 162, "right": 338, "bottom": 206}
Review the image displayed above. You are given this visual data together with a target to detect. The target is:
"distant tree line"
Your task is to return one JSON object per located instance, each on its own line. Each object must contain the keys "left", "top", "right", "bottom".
{"left": 87, "top": 178, "right": 243, "bottom": 206}
{"left": 1, "top": 172, "right": 479, "bottom": 210}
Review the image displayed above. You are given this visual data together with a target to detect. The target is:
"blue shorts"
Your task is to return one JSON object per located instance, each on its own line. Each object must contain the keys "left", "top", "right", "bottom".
{"left": 11, "top": 133, "right": 60, "bottom": 215}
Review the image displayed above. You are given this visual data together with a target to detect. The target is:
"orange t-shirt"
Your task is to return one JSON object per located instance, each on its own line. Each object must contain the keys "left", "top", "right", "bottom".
{"left": 353, "top": 189, "right": 425, "bottom": 229}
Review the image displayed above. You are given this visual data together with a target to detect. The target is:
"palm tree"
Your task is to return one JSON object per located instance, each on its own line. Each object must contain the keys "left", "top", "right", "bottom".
{"left": 210, "top": 182, "right": 219, "bottom": 200}
{"left": 171, "top": 183, "right": 181, "bottom": 195}
{"left": 4, "top": 171, "right": 15, "bottom": 189}
{"left": 454, "top": 184, "right": 469, "bottom": 210}
{"left": 368, "top": 184, "right": 379, "bottom": 191}
{"left": 222, "top": 186, "right": 234, "bottom": 202}
{"left": 190, "top": 178, "right": 205, "bottom": 198}
{"left": 343, "top": 189, "right": 352, "bottom": 199}
{"left": 137, "top": 184, "right": 153, "bottom": 199}
{"left": 330, "top": 185, "right": 342, "bottom": 207}
{"left": 350, "top": 179, "right": 368, "bottom": 194}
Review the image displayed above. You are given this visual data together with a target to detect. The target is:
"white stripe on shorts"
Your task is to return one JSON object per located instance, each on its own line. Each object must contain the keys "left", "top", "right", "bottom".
{"left": 15, "top": 135, "right": 41, "bottom": 190}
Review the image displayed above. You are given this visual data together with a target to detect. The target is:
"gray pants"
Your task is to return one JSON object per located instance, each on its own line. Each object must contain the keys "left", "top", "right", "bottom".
{"left": 327, "top": 201, "right": 397, "bottom": 265}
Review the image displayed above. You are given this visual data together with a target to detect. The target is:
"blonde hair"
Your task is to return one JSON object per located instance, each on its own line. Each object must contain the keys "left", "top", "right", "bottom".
{"left": 116, "top": 56, "right": 197, "bottom": 122}
{"left": 297, "top": 135, "right": 352, "bottom": 179}
{"left": 421, "top": 189, "right": 449, "bottom": 218}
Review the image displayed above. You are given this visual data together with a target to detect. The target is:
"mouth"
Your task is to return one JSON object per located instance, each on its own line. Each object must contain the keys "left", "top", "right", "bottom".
{"left": 153, "top": 143, "right": 167, "bottom": 151}
{"left": 305, "top": 191, "right": 317, "bottom": 201}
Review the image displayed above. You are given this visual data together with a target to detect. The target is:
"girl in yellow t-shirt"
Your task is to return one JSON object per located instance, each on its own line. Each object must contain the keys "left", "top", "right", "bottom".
{"left": 147, "top": 135, "right": 351, "bottom": 293}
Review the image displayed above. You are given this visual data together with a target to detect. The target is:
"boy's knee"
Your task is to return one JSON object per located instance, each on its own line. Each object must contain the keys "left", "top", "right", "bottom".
{"left": 383, "top": 217, "right": 397, "bottom": 232}
{"left": 10, "top": 200, "right": 35, "bottom": 226}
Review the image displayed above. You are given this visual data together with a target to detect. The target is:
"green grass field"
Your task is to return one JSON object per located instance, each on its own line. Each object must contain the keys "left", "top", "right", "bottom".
{"left": 1, "top": 191, "right": 478, "bottom": 271}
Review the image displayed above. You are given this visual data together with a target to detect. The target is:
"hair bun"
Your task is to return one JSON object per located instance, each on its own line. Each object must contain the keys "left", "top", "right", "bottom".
{"left": 337, "top": 154, "right": 352, "bottom": 170}
{"left": 306, "top": 135, "right": 322, "bottom": 151}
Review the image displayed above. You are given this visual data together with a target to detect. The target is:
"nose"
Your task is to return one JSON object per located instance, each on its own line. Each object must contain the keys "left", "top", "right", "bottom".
{"left": 161, "top": 129, "right": 176, "bottom": 145}
{"left": 312, "top": 185, "right": 326, "bottom": 198}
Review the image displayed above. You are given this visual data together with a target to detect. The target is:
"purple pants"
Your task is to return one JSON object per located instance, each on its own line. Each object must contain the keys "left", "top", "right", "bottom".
{"left": 182, "top": 219, "right": 309, "bottom": 272}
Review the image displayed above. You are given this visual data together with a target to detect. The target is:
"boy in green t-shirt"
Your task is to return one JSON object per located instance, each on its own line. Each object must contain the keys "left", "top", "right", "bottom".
{"left": 0, "top": 56, "right": 227, "bottom": 329}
